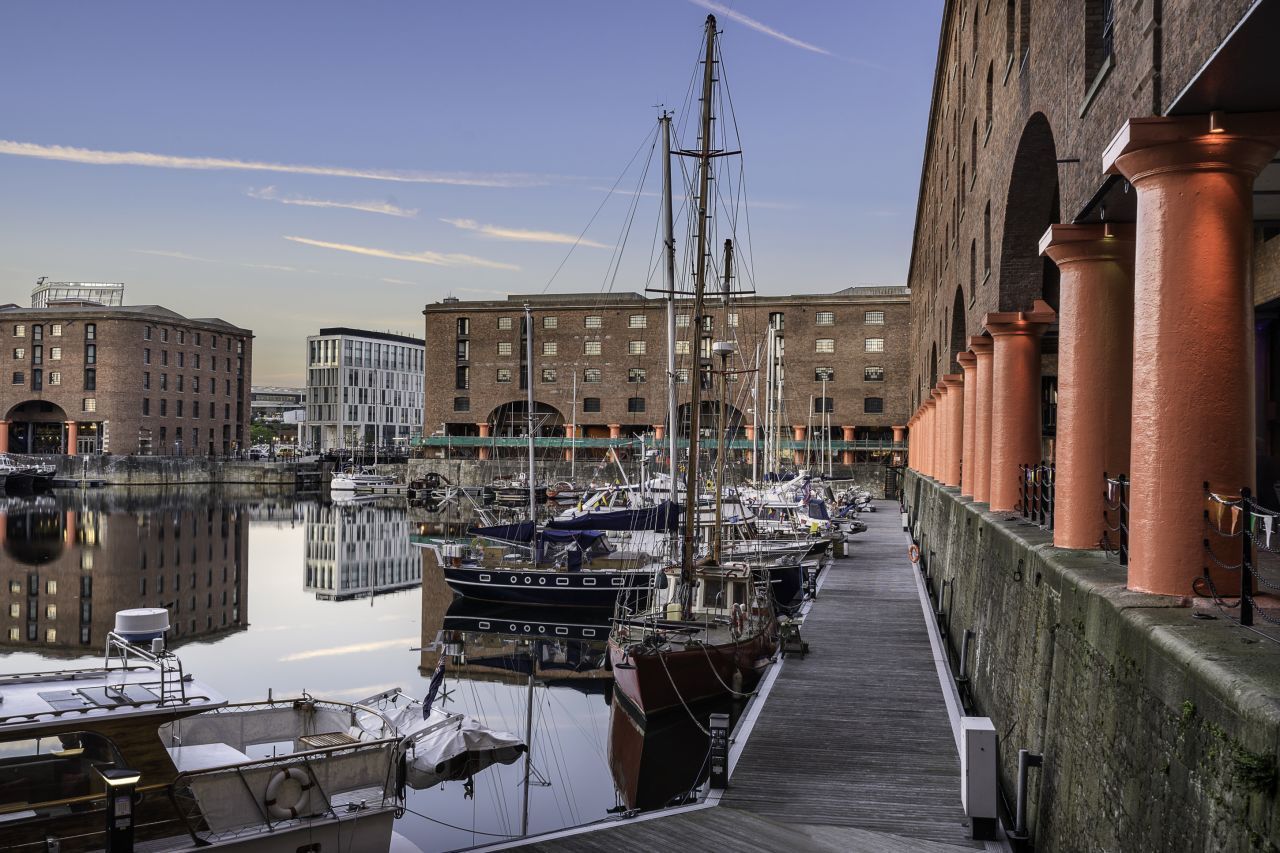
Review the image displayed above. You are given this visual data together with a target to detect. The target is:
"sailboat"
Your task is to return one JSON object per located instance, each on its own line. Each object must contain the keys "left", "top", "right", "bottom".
{"left": 608, "top": 14, "right": 778, "bottom": 718}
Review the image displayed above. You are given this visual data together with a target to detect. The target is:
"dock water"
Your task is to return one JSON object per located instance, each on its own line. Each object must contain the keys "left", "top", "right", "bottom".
{"left": 504, "top": 501, "right": 987, "bottom": 852}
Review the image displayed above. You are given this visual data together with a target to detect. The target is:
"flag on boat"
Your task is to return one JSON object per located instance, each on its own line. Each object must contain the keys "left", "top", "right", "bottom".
{"left": 423, "top": 658, "right": 446, "bottom": 718}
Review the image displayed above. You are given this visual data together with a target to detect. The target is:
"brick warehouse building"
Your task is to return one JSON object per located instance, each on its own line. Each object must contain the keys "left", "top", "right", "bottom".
{"left": 904, "top": 1, "right": 1280, "bottom": 850}
{"left": 421, "top": 286, "right": 911, "bottom": 460}
{"left": 0, "top": 303, "right": 251, "bottom": 455}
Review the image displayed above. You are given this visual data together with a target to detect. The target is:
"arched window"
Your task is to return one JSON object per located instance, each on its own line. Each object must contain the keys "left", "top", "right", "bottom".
{"left": 983, "top": 201, "right": 992, "bottom": 277}
{"left": 1005, "top": 0, "right": 1015, "bottom": 60}
{"left": 985, "top": 63, "right": 994, "bottom": 132}
{"left": 971, "top": 120, "right": 978, "bottom": 180}
{"left": 970, "top": 240, "right": 977, "bottom": 304}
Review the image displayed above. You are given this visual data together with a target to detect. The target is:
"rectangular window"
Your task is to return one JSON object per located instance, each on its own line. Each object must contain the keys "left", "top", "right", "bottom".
{"left": 728, "top": 312, "right": 739, "bottom": 328}
{"left": 162, "top": 350, "right": 168, "bottom": 366}
{"left": 815, "top": 311, "right": 835, "bottom": 325}
{"left": 176, "top": 400, "right": 183, "bottom": 417}
{"left": 865, "top": 311, "right": 885, "bottom": 325}
{"left": 497, "top": 341, "right": 513, "bottom": 356}
{"left": 768, "top": 312, "right": 784, "bottom": 331}
{"left": 675, "top": 368, "right": 689, "bottom": 383}
{"left": 814, "top": 397, "right": 834, "bottom": 413}
{"left": 13, "top": 324, "right": 24, "bottom": 337}
{"left": 815, "top": 367, "right": 835, "bottom": 382}
{"left": 178, "top": 330, "right": 185, "bottom": 344}
{"left": 178, "top": 352, "right": 185, "bottom": 367}
{"left": 583, "top": 397, "right": 602, "bottom": 413}
{"left": 160, "top": 399, "right": 167, "bottom": 416}
{"left": 144, "top": 326, "right": 152, "bottom": 341}
{"left": 160, "top": 374, "right": 168, "bottom": 391}
{"left": 864, "top": 397, "right": 884, "bottom": 414}
{"left": 542, "top": 341, "right": 558, "bottom": 356}
{"left": 455, "top": 366, "right": 470, "bottom": 390}
{"left": 143, "top": 398, "right": 150, "bottom": 416}
{"left": 160, "top": 328, "right": 169, "bottom": 343}
{"left": 50, "top": 324, "right": 62, "bottom": 337}
{"left": 31, "top": 345, "right": 41, "bottom": 365}
{"left": 193, "top": 401, "right": 200, "bottom": 418}
{"left": 629, "top": 314, "right": 647, "bottom": 328}
{"left": 675, "top": 340, "right": 691, "bottom": 355}
{"left": 865, "top": 338, "right": 885, "bottom": 353}
{"left": 541, "top": 368, "right": 557, "bottom": 383}
{"left": 85, "top": 344, "right": 96, "bottom": 365}
{"left": 815, "top": 339, "right": 835, "bottom": 354}
{"left": 864, "top": 366, "right": 885, "bottom": 382}
{"left": 542, "top": 316, "right": 558, "bottom": 329}
{"left": 627, "top": 397, "right": 646, "bottom": 413}
{"left": 498, "top": 316, "right": 513, "bottom": 330}
{"left": 584, "top": 368, "right": 602, "bottom": 383}
{"left": 177, "top": 375, "right": 183, "bottom": 392}
{"left": 49, "top": 371, "right": 60, "bottom": 386}
{"left": 628, "top": 368, "right": 647, "bottom": 383}
{"left": 456, "top": 317, "right": 470, "bottom": 336}
{"left": 584, "top": 315, "right": 603, "bottom": 329}
{"left": 49, "top": 346, "right": 61, "bottom": 360}
{"left": 676, "top": 314, "right": 690, "bottom": 328}
{"left": 30, "top": 369, "right": 41, "bottom": 391}
{"left": 12, "top": 348, "right": 22, "bottom": 360}
{"left": 83, "top": 369, "right": 95, "bottom": 391}
{"left": 584, "top": 341, "right": 602, "bottom": 356}
{"left": 628, "top": 340, "right": 646, "bottom": 355}
{"left": 85, "top": 323, "right": 95, "bottom": 340}
{"left": 453, "top": 396, "right": 470, "bottom": 412}
{"left": 143, "top": 348, "right": 151, "bottom": 365}
{"left": 11, "top": 372, "right": 22, "bottom": 384}
{"left": 83, "top": 398, "right": 97, "bottom": 413}
{"left": 496, "top": 368, "right": 512, "bottom": 383}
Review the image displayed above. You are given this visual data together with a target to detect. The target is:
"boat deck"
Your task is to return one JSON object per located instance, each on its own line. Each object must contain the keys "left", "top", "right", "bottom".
{"left": 499, "top": 500, "right": 998, "bottom": 852}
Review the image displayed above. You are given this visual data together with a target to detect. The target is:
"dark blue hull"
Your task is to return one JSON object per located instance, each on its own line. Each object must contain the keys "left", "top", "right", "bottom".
{"left": 767, "top": 562, "right": 805, "bottom": 610}
{"left": 441, "top": 564, "right": 663, "bottom": 608}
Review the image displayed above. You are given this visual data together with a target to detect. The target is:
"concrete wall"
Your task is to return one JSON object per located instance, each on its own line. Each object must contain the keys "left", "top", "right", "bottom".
{"left": 905, "top": 471, "right": 1280, "bottom": 852}
{"left": 54, "top": 455, "right": 314, "bottom": 486}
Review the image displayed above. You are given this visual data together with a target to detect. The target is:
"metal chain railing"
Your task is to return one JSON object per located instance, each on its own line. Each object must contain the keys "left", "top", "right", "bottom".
{"left": 1101, "top": 472, "right": 1129, "bottom": 565}
{"left": 1017, "top": 462, "right": 1056, "bottom": 531}
{"left": 1199, "top": 483, "right": 1280, "bottom": 634}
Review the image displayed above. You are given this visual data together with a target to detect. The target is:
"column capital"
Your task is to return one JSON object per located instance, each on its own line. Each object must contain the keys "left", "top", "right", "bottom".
{"left": 942, "top": 373, "right": 964, "bottom": 390}
{"left": 956, "top": 351, "right": 977, "bottom": 370}
{"left": 968, "top": 335, "right": 994, "bottom": 355}
{"left": 1103, "top": 112, "right": 1280, "bottom": 183}
{"left": 1039, "top": 223, "right": 1135, "bottom": 266}
{"left": 924, "top": 397, "right": 937, "bottom": 409}
{"left": 933, "top": 384, "right": 946, "bottom": 398}
{"left": 984, "top": 299, "right": 1056, "bottom": 337}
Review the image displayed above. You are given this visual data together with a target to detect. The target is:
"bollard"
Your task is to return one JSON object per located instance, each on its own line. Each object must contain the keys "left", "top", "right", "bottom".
{"left": 97, "top": 766, "right": 141, "bottom": 852}
{"left": 708, "top": 713, "right": 730, "bottom": 789}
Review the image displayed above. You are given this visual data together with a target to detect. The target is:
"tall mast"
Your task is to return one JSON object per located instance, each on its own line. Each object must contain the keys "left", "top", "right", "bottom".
{"left": 524, "top": 303, "right": 536, "bottom": 524}
{"left": 712, "top": 239, "right": 734, "bottom": 565}
{"left": 661, "top": 112, "right": 679, "bottom": 496}
{"left": 680, "top": 13, "right": 717, "bottom": 612}
{"left": 570, "top": 372, "right": 578, "bottom": 482}
{"left": 751, "top": 342, "right": 760, "bottom": 483}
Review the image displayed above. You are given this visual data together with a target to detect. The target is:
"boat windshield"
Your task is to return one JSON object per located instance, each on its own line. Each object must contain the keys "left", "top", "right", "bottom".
{"left": 0, "top": 731, "right": 125, "bottom": 811}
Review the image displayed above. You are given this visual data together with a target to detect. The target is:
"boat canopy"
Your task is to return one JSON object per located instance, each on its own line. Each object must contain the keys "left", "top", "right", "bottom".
{"left": 547, "top": 500, "right": 682, "bottom": 533}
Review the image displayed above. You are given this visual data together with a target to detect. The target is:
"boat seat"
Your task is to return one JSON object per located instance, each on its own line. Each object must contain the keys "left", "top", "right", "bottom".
{"left": 297, "top": 731, "right": 359, "bottom": 751}
{"left": 166, "top": 743, "right": 252, "bottom": 773}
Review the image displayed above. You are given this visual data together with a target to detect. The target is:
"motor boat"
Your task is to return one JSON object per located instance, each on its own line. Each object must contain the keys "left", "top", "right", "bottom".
{"left": 330, "top": 465, "right": 396, "bottom": 492}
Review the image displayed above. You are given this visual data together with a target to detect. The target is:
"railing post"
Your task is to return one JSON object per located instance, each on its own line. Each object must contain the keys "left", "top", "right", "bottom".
{"left": 1119, "top": 474, "right": 1128, "bottom": 566}
{"left": 1242, "top": 486, "right": 1254, "bottom": 627}
{"left": 1019, "top": 465, "right": 1028, "bottom": 517}
{"left": 1046, "top": 464, "right": 1056, "bottom": 531}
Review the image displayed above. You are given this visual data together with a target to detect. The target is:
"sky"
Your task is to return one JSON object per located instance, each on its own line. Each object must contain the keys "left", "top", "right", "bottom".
{"left": 0, "top": 1, "right": 942, "bottom": 385}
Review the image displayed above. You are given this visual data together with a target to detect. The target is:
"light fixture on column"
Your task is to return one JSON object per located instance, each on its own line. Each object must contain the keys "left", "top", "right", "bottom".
{"left": 1209, "top": 110, "right": 1227, "bottom": 134}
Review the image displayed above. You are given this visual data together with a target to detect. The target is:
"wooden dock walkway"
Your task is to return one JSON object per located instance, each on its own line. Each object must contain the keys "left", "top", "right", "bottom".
{"left": 502, "top": 502, "right": 985, "bottom": 852}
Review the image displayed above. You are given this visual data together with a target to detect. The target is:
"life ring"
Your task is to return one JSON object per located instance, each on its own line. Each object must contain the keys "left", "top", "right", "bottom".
{"left": 730, "top": 603, "right": 745, "bottom": 638}
{"left": 264, "top": 767, "right": 314, "bottom": 820}
{"left": 908, "top": 544, "right": 920, "bottom": 564}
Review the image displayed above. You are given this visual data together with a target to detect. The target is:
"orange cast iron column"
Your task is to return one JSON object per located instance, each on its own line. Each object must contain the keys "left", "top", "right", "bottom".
{"left": 0, "top": 420, "right": 9, "bottom": 454}
{"left": 970, "top": 337, "right": 994, "bottom": 503}
{"left": 841, "top": 426, "right": 856, "bottom": 465}
{"left": 985, "top": 301, "right": 1056, "bottom": 512}
{"left": 1105, "top": 113, "right": 1280, "bottom": 595}
{"left": 743, "top": 423, "right": 755, "bottom": 464}
{"left": 564, "top": 424, "right": 577, "bottom": 462}
{"left": 924, "top": 397, "right": 938, "bottom": 479}
{"left": 934, "top": 384, "right": 949, "bottom": 482}
{"left": 957, "top": 353, "right": 978, "bottom": 497}
{"left": 792, "top": 425, "right": 806, "bottom": 466}
{"left": 1040, "top": 223, "right": 1135, "bottom": 549}
{"left": 608, "top": 423, "right": 622, "bottom": 440}
{"left": 476, "top": 422, "right": 491, "bottom": 461}
{"left": 65, "top": 421, "right": 78, "bottom": 457}
{"left": 907, "top": 416, "right": 917, "bottom": 470}
{"left": 943, "top": 374, "right": 964, "bottom": 487}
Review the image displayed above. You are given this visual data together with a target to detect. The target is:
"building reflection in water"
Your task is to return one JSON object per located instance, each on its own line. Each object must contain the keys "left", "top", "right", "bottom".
{"left": 303, "top": 500, "right": 421, "bottom": 601}
{"left": 0, "top": 494, "right": 248, "bottom": 655}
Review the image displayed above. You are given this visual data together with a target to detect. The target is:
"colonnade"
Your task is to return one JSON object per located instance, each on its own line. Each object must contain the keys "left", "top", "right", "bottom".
{"left": 907, "top": 112, "right": 1280, "bottom": 598}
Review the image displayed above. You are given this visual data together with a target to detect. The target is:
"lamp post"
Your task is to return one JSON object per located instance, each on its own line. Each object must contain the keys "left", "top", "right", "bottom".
{"left": 97, "top": 766, "right": 141, "bottom": 852}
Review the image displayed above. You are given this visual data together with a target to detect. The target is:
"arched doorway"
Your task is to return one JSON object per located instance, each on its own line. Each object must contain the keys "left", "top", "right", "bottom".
{"left": 487, "top": 401, "right": 565, "bottom": 438}
{"left": 998, "top": 112, "right": 1061, "bottom": 312}
{"left": 6, "top": 401, "right": 70, "bottom": 454}
{"left": 949, "top": 286, "right": 968, "bottom": 372}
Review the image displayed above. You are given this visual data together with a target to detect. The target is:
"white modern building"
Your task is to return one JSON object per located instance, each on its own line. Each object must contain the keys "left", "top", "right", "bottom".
{"left": 304, "top": 327, "right": 424, "bottom": 451}
{"left": 302, "top": 502, "right": 421, "bottom": 600}
{"left": 30, "top": 279, "right": 125, "bottom": 308}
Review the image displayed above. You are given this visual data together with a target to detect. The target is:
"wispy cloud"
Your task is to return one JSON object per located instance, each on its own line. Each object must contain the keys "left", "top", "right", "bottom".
{"left": 131, "top": 248, "right": 298, "bottom": 272}
{"left": 441, "top": 217, "right": 611, "bottom": 249}
{"left": 279, "top": 637, "right": 417, "bottom": 663}
{"left": 0, "top": 139, "right": 549, "bottom": 188}
{"left": 689, "top": 0, "right": 831, "bottom": 56}
{"left": 247, "top": 185, "right": 418, "bottom": 218}
{"left": 379, "top": 277, "right": 418, "bottom": 286}
{"left": 284, "top": 235, "right": 520, "bottom": 271}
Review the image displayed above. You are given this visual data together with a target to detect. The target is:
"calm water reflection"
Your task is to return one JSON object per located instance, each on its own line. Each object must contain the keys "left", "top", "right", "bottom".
{"left": 0, "top": 489, "right": 720, "bottom": 851}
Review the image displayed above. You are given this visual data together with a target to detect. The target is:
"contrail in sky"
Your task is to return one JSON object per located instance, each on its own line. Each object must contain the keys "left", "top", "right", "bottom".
{"left": 0, "top": 139, "right": 548, "bottom": 188}
{"left": 688, "top": 0, "right": 831, "bottom": 56}
{"left": 442, "top": 217, "right": 611, "bottom": 249}
{"left": 284, "top": 235, "right": 520, "bottom": 271}
{"left": 248, "top": 186, "right": 418, "bottom": 218}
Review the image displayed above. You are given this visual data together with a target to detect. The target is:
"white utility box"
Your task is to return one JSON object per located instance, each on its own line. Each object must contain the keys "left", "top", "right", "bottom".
{"left": 961, "top": 716, "right": 998, "bottom": 840}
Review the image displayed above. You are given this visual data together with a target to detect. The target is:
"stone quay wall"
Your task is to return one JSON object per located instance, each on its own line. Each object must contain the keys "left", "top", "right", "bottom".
{"left": 906, "top": 471, "right": 1280, "bottom": 852}
{"left": 53, "top": 455, "right": 316, "bottom": 486}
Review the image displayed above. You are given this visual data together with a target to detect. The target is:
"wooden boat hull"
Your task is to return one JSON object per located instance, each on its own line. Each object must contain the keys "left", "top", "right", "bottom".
{"left": 442, "top": 564, "right": 662, "bottom": 608}
{"left": 608, "top": 626, "right": 776, "bottom": 717}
